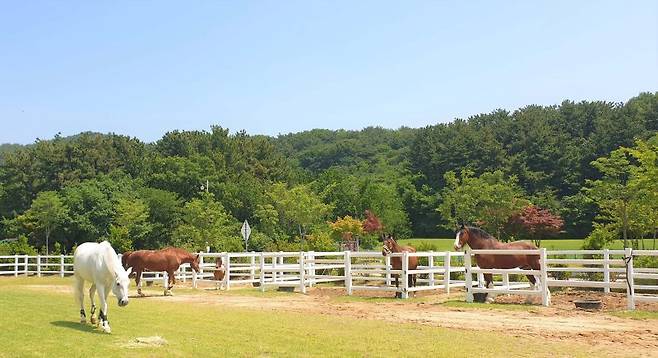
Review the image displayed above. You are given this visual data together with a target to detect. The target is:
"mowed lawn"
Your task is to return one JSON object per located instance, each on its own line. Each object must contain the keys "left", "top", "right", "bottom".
{"left": 0, "top": 277, "right": 603, "bottom": 358}
{"left": 399, "top": 238, "right": 656, "bottom": 251}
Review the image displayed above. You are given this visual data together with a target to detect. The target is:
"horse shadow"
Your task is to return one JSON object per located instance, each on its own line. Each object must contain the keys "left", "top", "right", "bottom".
{"left": 50, "top": 320, "right": 104, "bottom": 334}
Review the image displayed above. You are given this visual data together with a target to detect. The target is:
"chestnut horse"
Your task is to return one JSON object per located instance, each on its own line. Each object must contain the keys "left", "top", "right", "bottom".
{"left": 381, "top": 234, "right": 418, "bottom": 298}
{"left": 122, "top": 247, "right": 200, "bottom": 296}
{"left": 454, "top": 225, "right": 548, "bottom": 303}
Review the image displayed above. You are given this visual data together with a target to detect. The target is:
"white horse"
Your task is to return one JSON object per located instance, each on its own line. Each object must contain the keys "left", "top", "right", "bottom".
{"left": 74, "top": 241, "right": 132, "bottom": 333}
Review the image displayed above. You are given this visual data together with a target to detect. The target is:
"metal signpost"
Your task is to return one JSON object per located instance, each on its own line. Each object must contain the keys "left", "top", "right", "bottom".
{"left": 241, "top": 220, "right": 251, "bottom": 251}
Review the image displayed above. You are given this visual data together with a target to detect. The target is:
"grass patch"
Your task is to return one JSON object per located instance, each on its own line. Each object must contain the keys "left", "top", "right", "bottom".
{"left": 0, "top": 276, "right": 601, "bottom": 357}
{"left": 609, "top": 310, "right": 658, "bottom": 320}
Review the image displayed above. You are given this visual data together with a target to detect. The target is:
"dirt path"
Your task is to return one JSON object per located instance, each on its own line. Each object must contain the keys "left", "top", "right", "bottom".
{"left": 157, "top": 286, "right": 658, "bottom": 357}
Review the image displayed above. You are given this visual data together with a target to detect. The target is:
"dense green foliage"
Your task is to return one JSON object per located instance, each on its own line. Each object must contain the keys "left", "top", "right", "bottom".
{"left": 0, "top": 93, "right": 656, "bottom": 252}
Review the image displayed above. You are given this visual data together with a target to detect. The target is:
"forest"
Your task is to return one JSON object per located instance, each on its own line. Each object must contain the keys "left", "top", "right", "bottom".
{"left": 0, "top": 92, "right": 656, "bottom": 254}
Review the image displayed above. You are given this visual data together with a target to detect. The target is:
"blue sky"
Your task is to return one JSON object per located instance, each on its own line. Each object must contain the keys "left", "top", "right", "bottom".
{"left": 1, "top": 1, "right": 656, "bottom": 144}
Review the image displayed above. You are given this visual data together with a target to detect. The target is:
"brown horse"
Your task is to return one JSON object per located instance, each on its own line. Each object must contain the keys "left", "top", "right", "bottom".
{"left": 454, "top": 225, "right": 546, "bottom": 303}
{"left": 213, "top": 257, "right": 226, "bottom": 281}
{"left": 381, "top": 234, "right": 418, "bottom": 298}
{"left": 122, "top": 247, "right": 200, "bottom": 296}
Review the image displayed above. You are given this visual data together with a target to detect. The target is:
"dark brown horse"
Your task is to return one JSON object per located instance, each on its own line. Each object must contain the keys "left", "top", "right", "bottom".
{"left": 454, "top": 225, "right": 545, "bottom": 303}
{"left": 381, "top": 234, "right": 418, "bottom": 298}
{"left": 122, "top": 247, "right": 200, "bottom": 296}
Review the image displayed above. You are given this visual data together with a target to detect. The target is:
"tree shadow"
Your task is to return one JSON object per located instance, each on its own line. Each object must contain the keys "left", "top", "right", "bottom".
{"left": 50, "top": 320, "right": 103, "bottom": 334}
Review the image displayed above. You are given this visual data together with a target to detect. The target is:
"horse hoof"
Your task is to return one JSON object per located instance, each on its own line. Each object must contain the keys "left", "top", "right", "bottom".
{"left": 138, "top": 292, "right": 145, "bottom": 297}
{"left": 102, "top": 325, "right": 111, "bottom": 334}
{"left": 486, "top": 297, "right": 495, "bottom": 304}
{"left": 90, "top": 317, "right": 97, "bottom": 324}
{"left": 80, "top": 318, "right": 86, "bottom": 324}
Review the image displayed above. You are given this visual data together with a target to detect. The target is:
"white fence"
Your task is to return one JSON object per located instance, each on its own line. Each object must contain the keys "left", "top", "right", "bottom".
{"left": 1, "top": 248, "right": 657, "bottom": 310}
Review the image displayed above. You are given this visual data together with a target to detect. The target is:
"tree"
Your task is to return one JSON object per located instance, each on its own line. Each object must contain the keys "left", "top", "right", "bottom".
{"left": 506, "top": 205, "right": 564, "bottom": 247}
{"left": 585, "top": 149, "right": 638, "bottom": 247}
{"left": 437, "top": 170, "right": 528, "bottom": 240}
{"left": 138, "top": 187, "right": 182, "bottom": 249}
{"left": 19, "top": 191, "right": 69, "bottom": 254}
{"left": 329, "top": 216, "right": 364, "bottom": 240}
{"left": 172, "top": 192, "right": 241, "bottom": 252}
{"left": 107, "top": 197, "right": 152, "bottom": 253}
{"left": 362, "top": 210, "right": 383, "bottom": 234}
{"left": 267, "top": 183, "right": 333, "bottom": 239}
{"left": 625, "top": 134, "right": 658, "bottom": 249}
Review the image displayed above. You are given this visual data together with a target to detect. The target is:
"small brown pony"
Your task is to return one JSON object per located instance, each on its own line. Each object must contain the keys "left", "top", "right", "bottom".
{"left": 213, "top": 257, "right": 226, "bottom": 281}
{"left": 381, "top": 234, "right": 418, "bottom": 298}
{"left": 122, "top": 247, "right": 200, "bottom": 296}
{"left": 454, "top": 225, "right": 547, "bottom": 303}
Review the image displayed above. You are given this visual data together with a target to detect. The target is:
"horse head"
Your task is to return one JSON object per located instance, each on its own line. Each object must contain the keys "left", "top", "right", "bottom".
{"left": 381, "top": 234, "right": 396, "bottom": 256}
{"left": 454, "top": 224, "right": 469, "bottom": 251}
{"left": 189, "top": 254, "right": 201, "bottom": 272}
{"left": 121, "top": 251, "right": 132, "bottom": 270}
{"left": 112, "top": 267, "right": 132, "bottom": 307}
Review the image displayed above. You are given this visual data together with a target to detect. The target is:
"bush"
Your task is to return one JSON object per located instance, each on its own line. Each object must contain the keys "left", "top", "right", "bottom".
{"left": 583, "top": 225, "right": 617, "bottom": 249}
{"left": 0, "top": 235, "right": 38, "bottom": 255}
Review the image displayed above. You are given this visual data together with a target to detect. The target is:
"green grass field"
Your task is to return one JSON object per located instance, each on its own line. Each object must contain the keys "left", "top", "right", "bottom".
{"left": 399, "top": 238, "right": 656, "bottom": 251}
{"left": 0, "top": 276, "right": 617, "bottom": 357}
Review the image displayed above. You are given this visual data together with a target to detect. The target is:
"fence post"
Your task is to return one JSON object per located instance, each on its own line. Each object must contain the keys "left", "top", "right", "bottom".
{"left": 24, "top": 255, "right": 28, "bottom": 276}
{"left": 299, "top": 251, "right": 306, "bottom": 294}
{"left": 224, "top": 253, "right": 231, "bottom": 291}
{"left": 259, "top": 253, "right": 265, "bottom": 292}
{"left": 272, "top": 254, "right": 278, "bottom": 284}
{"left": 344, "top": 251, "right": 352, "bottom": 295}
{"left": 250, "top": 252, "right": 256, "bottom": 284}
{"left": 502, "top": 273, "right": 509, "bottom": 289}
{"left": 477, "top": 272, "right": 485, "bottom": 288}
{"left": 540, "top": 248, "right": 550, "bottom": 306}
{"left": 401, "top": 252, "right": 409, "bottom": 299}
{"left": 444, "top": 251, "right": 451, "bottom": 294}
{"left": 14, "top": 255, "right": 19, "bottom": 277}
{"left": 603, "top": 249, "right": 610, "bottom": 294}
{"left": 625, "top": 248, "right": 635, "bottom": 310}
{"left": 308, "top": 251, "right": 315, "bottom": 287}
{"left": 37, "top": 255, "right": 42, "bottom": 277}
{"left": 385, "top": 255, "right": 392, "bottom": 286}
{"left": 192, "top": 253, "right": 198, "bottom": 289}
{"left": 464, "top": 250, "right": 473, "bottom": 303}
{"left": 428, "top": 251, "right": 435, "bottom": 287}
{"left": 162, "top": 271, "right": 168, "bottom": 290}
{"left": 60, "top": 254, "right": 65, "bottom": 277}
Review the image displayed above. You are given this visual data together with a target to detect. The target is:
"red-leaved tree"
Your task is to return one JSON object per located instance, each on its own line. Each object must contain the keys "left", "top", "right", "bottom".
{"left": 506, "top": 205, "right": 564, "bottom": 247}
{"left": 362, "top": 210, "right": 383, "bottom": 234}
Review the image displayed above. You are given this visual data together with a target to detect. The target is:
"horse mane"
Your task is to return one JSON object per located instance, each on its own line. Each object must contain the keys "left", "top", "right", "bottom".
{"left": 465, "top": 226, "right": 495, "bottom": 240}
{"left": 100, "top": 241, "right": 124, "bottom": 277}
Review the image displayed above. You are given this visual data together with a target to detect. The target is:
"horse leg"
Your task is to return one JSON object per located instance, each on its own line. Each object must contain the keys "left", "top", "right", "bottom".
{"left": 136, "top": 269, "right": 144, "bottom": 296}
{"left": 96, "top": 284, "right": 111, "bottom": 333}
{"left": 409, "top": 274, "right": 416, "bottom": 297}
{"left": 75, "top": 275, "right": 86, "bottom": 324}
{"left": 484, "top": 273, "right": 495, "bottom": 303}
{"left": 165, "top": 270, "right": 175, "bottom": 296}
{"left": 89, "top": 284, "right": 97, "bottom": 324}
{"left": 394, "top": 275, "right": 401, "bottom": 299}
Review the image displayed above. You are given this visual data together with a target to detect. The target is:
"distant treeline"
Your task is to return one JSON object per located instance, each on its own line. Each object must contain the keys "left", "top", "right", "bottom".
{"left": 0, "top": 92, "right": 656, "bottom": 252}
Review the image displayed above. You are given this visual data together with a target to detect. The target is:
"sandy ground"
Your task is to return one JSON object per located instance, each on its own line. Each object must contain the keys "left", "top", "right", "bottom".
{"left": 23, "top": 282, "right": 658, "bottom": 357}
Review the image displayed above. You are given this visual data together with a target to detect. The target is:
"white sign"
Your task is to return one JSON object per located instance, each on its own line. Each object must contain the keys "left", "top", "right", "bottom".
{"left": 241, "top": 220, "right": 251, "bottom": 241}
